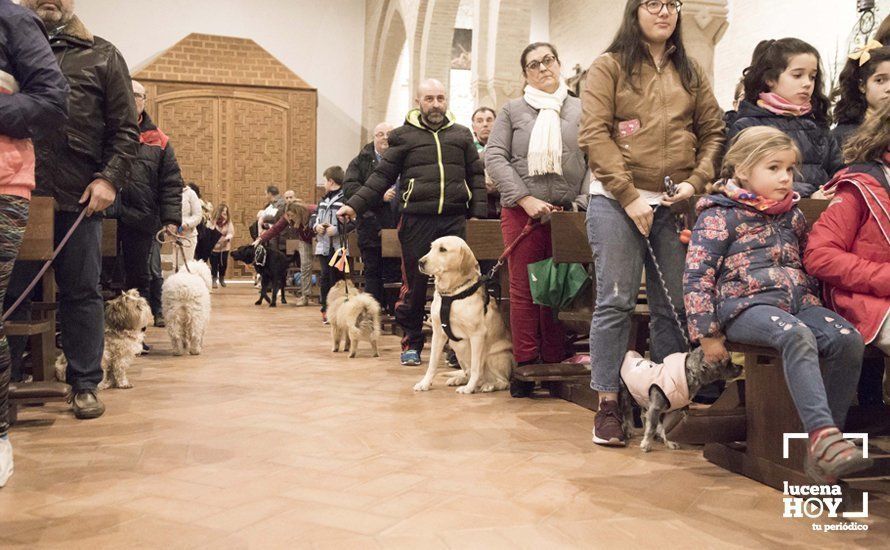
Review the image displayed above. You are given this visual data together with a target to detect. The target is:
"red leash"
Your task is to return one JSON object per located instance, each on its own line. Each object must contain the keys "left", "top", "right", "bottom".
{"left": 484, "top": 218, "right": 542, "bottom": 280}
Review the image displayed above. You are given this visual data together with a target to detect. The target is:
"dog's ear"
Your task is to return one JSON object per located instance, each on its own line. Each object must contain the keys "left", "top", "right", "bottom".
{"left": 458, "top": 245, "right": 478, "bottom": 278}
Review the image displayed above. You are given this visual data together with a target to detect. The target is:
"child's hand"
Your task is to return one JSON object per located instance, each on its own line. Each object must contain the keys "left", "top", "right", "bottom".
{"left": 324, "top": 225, "right": 337, "bottom": 236}
{"left": 812, "top": 187, "right": 835, "bottom": 200}
{"left": 700, "top": 335, "right": 729, "bottom": 365}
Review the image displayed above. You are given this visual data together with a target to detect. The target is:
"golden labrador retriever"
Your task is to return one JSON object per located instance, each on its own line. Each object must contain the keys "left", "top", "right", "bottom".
{"left": 413, "top": 236, "right": 514, "bottom": 393}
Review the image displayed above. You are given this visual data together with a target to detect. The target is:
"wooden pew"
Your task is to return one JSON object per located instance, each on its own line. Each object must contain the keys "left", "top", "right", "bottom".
{"left": 5, "top": 197, "right": 57, "bottom": 382}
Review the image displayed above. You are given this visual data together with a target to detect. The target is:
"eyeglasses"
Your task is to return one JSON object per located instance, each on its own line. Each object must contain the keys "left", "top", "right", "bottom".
{"left": 525, "top": 54, "right": 558, "bottom": 73}
{"left": 639, "top": 0, "right": 682, "bottom": 15}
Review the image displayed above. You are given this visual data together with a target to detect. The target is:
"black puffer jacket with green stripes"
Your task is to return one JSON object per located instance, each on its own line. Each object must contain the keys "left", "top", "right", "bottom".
{"left": 345, "top": 110, "right": 487, "bottom": 218}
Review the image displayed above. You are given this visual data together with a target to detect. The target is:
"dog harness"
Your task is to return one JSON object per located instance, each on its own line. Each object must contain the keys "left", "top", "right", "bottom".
{"left": 439, "top": 278, "right": 490, "bottom": 342}
{"left": 620, "top": 351, "right": 690, "bottom": 411}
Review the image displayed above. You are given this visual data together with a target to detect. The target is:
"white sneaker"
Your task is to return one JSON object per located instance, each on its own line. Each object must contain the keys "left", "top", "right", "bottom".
{"left": 0, "top": 436, "right": 13, "bottom": 488}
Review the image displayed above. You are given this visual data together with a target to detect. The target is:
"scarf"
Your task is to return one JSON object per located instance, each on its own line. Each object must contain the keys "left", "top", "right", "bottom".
{"left": 717, "top": 178, "right": 798, "bottom": 215}
{"left": 524, "top": 82, "right": 568, "bottom": 176}
{"left": 757, "top": 92, "right": 812, "bottom": 117}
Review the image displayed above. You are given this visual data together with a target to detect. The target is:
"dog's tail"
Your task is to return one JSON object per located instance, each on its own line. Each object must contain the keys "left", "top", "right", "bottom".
{"left": 354, "top": 299, "right": 381, "bottom": 336}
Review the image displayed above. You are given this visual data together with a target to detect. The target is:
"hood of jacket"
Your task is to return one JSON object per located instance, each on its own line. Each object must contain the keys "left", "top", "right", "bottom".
{"left": 405, "top": 109, "right": 457, "bottom": 132}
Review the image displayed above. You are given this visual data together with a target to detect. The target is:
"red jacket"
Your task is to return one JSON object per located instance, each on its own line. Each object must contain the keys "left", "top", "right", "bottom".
{"left": 803, "top": 162, "right": 890, "bottom": 343}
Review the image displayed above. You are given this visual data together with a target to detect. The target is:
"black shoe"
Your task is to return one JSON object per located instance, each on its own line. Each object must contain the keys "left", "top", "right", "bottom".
{"left": 446, "top": 350, "right": 460, "bottom": 369}
{"left": 71, "top": 390, "right": 105, "bottom": 420}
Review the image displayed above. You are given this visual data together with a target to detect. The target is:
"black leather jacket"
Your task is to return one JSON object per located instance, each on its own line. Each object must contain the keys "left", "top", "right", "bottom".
{"left": 33, "top": 15, "right": 137, "bottom": 210}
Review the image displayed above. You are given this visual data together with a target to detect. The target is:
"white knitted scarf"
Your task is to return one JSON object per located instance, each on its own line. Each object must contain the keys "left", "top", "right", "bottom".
{"left": 524, "top": 81, "right": 568, "bottom": 176}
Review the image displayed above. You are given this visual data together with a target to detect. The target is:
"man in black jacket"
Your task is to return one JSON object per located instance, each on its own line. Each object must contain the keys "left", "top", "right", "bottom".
{"left": 13, "top": 0, "right": 138, "bottom": 419}
{"left": 338, "top": 79, "right": 486, "bottom": 366}
{"left": 342, "top": 122, "right": 400, "bottom": 312}
{"left": 125, "top": 80, "right": 182, "bottom": 325}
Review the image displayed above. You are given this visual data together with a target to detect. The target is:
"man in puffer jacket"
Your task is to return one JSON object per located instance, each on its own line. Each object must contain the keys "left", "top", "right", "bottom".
{"left": 120, "top": 80, "right": 182, "bottom": 320}
{"left": 0, "top": 0, "right": 68, "bottom": 488}
{"left": 338, "top": 79, "right": 486, "bottom": 366}
{"left": 10, "top": 0, "right": 138, "bottom": 420}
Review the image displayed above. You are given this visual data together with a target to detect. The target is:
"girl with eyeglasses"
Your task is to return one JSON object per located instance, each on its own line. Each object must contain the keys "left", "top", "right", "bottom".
{"left": 578, "top": 0, "right": 724, "bottom": 447}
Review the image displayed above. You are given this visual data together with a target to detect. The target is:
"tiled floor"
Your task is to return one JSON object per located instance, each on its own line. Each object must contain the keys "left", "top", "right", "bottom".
{"left": 1, "top": 285, "right": 887, "bottom": 548}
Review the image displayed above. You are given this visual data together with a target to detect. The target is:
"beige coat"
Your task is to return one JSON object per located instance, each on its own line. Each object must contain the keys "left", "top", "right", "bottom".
{"left": 578, "top": 50, "right": 725, "bottom": 207}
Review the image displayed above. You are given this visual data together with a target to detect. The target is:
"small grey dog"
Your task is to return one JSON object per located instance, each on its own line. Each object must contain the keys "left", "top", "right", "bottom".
{"left": 619, "top": 347, "right": 742, "bottom": 452}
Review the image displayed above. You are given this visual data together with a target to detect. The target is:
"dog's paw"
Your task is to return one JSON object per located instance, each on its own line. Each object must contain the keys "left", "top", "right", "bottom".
{"left": 479, "top": 384, "right": 495, "bottom": 393}
{"left": 640, "top": 439, "right": 652, "bottom": 453}
{"left": 456, "top": 385, "right": 477, "bottom": 394}
{"left": 445, "top": 375, "right": 468, "bottom": 386}
{"left": 189, "top": 349, "right": 201, "bottom": 355}
{"left": 118, "top": 381, "right": 133, "bottom": 389}
{"left": 413, "top": 380, "right": 432, "bottom": 392}
{"left": 172, "top": 350, "right": 184, "bottom": 357}
{"left": 348, "top": 351, "right": 356, "bottom": 358}
{"left": 97, "top": 381, "right": 111, "bottom": 390}
{"left": 665, "top": 440, "right": 680, "bottom": 451}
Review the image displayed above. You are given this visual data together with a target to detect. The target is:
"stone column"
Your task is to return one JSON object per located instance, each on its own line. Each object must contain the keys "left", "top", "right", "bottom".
{"left": 472, "top": 0, "right": 532, "bottom": 110}
{"left": 681, "top": 0, "right": 730, "bottom": 83}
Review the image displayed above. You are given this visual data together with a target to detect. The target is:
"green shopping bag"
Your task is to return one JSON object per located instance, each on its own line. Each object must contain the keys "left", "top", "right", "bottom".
{"left": 527, "top": 258, "right": 589, "bottom": 309}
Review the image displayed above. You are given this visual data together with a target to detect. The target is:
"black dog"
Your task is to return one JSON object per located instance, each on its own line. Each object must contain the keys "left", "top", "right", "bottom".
{"left": 231, "top": 245, "right": 289, "bottom": 307}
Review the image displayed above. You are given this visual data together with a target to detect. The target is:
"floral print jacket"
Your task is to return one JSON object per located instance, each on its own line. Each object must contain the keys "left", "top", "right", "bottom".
{"left": 683, "top": 193, "right": 821, "bottom": 343}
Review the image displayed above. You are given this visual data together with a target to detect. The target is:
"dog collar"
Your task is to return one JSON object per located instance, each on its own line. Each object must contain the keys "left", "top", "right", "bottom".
{"left": 439, "top": 278, "right": 489, "bottom": 342}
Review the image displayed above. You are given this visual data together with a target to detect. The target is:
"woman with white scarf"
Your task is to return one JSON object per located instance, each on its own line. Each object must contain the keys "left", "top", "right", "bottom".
{"left": 485, "top": 42, "right": 588, "bottom": 372}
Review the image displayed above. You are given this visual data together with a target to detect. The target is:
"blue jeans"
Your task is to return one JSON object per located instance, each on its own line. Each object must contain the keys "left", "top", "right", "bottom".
{"left": 7, "top": 213, "right": 105, "bottom": 391}
{"left": 725, "top": 304, "right": 863, "bottom": 432}
{"left": 586, "top": 196, "right": 687, "bottom": 393}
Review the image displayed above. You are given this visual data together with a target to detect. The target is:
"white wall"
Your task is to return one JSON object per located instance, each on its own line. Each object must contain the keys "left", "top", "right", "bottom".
{"left": 715, "top": 0, "right": 890, "bottom": 110}
{"left": 529, "top": 0, "right": 551, "bottom": 43}
{"left": 73, "top": 0, "right": 366, "bottom": 182}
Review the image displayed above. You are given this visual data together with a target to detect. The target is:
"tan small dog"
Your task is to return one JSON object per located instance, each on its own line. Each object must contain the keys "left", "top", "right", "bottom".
{"left": 326, "top": 279, "right": 382, "bottom": 358}
{"left": 414, "top": 236, "right": 514, "bottom": 393}
{"left": 56, "top": 289, "right": 152, "bottom": 389}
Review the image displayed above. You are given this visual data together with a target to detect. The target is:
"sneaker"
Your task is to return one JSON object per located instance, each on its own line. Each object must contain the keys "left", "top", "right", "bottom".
{"left": 446, "top": 349, "right": 460, "bottom": 369}
{"left": 400, "top": 350, "right": 421, "bottom": 366}
{"left": 154, "top": 314, "right": 165, "bottom": 328}
{"left": 592, "top": 400, "right": 626, "bottom": 447}
{"left": 71, "top": 390, "right": 105, "bottom": 420}
{"left": 219, "top": 279, "right": 227, "bottom": 288}
{"left": 805, "top": 427, "right": 873, "bottom": 483}
{"left": 0, "top": 435, "right": 13, "bottom": 488}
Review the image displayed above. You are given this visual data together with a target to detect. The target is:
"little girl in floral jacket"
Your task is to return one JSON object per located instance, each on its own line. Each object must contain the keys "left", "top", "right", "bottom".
{"left": 683, "top": 126, "right": 869, "bottom": 483}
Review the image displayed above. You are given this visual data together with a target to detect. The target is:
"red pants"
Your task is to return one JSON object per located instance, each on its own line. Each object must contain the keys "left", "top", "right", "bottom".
{"left": 501, "top": 206, "right": 566, "bottom": 364}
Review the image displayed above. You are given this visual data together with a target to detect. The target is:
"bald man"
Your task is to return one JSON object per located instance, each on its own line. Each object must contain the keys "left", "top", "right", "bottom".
{"left": 342, "top": 122, "right": 400, "bottom": 311}
{"left": 338, "top": 79, "right": 487, "bottom": 366}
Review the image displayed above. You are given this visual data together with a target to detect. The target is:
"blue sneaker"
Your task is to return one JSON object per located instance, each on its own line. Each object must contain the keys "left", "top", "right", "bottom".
{"left": 400, "top": 350, "right": 421, "bottom": 366}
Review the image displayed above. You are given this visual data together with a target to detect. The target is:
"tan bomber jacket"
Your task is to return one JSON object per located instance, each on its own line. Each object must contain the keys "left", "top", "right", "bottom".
{"left": 578, "top": 50, "right": 725, "bottom": 207}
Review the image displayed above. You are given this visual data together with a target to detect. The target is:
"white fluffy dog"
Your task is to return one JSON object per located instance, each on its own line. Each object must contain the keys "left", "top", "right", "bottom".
{"left": 326, "top": 279, "right": 382, "bottom": 358}
{"left": 162, "top": 260, "right": 212, "bottom": 356}
{"left": 413, "top": 236, "right": 514, "bottom": 393}
{"left": 56, "top": 289, "right": 152, "bottom": 389}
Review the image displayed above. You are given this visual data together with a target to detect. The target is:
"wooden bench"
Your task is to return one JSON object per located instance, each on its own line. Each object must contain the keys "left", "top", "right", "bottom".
{"left": 5, "top": 197, "right": 57, "bottom": 382}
